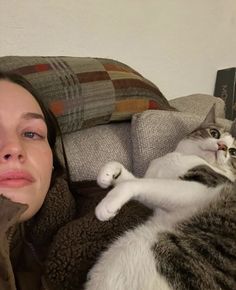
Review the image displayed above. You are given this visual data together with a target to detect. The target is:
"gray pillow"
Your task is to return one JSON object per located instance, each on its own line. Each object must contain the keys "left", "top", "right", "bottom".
{"left": 57, "top": 122, "right": 132, "bottom": 181}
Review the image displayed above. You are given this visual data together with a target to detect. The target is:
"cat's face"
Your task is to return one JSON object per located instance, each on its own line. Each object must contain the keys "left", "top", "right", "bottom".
{"left": 175, "top": 106, "right": 236, "bottom": 169}
{"left": 182, "top": 125, "right": 236, "bottom": 167}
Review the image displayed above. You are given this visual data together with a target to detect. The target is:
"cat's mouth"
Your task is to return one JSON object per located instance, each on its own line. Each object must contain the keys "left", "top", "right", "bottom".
{"left": 201, "top": 148, "right": 227, "bottom": 164}
{"left": 216, "top": 149, "right": 228, "bottom": 164}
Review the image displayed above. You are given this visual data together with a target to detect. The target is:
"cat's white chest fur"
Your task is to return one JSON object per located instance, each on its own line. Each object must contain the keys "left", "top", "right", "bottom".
{"left": 145, "top": 152, "right": 206, "bottom": 179}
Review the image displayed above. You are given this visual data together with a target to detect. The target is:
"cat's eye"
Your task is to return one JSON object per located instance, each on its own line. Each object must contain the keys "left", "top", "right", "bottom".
{"left": 229, "top": 148, "right": 236, "bottom": 156}
{"left": 209, "top": 128, "right": 220, "bottom": 139}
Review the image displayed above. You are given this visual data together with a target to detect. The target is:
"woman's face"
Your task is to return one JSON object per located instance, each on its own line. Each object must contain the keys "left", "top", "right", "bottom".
{"left": 0, "top": 80, "right": 53, "bottom": 221}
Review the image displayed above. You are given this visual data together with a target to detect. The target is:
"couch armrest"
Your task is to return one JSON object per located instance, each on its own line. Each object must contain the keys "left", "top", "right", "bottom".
{"left": 169, "top": 94, "right": 225, "bottom": 118}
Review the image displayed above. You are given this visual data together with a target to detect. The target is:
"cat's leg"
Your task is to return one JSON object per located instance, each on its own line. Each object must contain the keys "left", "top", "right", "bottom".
{"left": 95, "top": 179, "right": 219, "bottom": 221}
{"left": 97, "top": 161, "right": 136, "bottom": 189}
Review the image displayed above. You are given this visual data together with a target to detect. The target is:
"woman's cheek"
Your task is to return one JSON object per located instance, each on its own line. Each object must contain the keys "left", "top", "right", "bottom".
{"left": 30, "top": 144, "right": 53, "bottom": 179}
{"left": 41, "top": 146, "right": 53, "bottom": 176}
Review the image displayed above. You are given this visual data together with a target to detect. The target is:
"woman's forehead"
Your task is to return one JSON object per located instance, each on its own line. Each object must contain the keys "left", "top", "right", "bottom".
{"left": 0, "top": 80, "right": 43, "bottom": 115}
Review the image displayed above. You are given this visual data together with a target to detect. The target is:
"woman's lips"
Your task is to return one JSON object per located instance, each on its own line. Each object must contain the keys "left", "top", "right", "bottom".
{"left": 0, "top": 170, "right": 35, "bottom": 188}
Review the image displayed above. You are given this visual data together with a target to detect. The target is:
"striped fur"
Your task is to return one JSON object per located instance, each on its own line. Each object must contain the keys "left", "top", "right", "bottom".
{"left": 152, "top": 183, "right": 236, "bottom": 290}
{"left": 180, "top": 165, "right": 230, "bottom": 187}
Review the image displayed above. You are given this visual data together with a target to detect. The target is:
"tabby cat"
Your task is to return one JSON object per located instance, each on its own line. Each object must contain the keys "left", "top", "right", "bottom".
{"left": 85, "top": 107, "right": 236, "bottom": 290}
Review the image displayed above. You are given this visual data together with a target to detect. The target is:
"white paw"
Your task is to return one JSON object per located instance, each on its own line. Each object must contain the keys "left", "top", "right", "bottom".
{"left": 95, "top": 193, "right": 120, "bottom": 221}
{"left": 95, "top": 184, "right": 132, "bottom": 221}
{"left": 97, "top": 161, "right": 123, "bottom": 189}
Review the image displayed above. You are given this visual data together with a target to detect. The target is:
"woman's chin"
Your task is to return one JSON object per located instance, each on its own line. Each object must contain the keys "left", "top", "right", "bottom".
{"left": 0, "top": 191, "right": 30, "bottom": 221}
{"left": 18, "top": 209, "right": 33, "bottom": 222}
{"left": 0, "top": 190, "right": 27, "bottom": 204}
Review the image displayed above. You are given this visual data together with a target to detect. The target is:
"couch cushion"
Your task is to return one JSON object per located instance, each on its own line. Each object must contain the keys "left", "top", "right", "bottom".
{"left": 131, "top": 110, "right": 232, "bottom": 177}
{"left": 57, "top": 122, "right": 132, "bottom": 181}
{"left": 0, "top": 56, "right": 171, "bottom": 133}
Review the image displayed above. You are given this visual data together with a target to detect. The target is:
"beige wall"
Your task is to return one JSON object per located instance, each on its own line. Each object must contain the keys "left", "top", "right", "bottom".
{"left": 0, "top": 0, "right": 236, "bottom": 99}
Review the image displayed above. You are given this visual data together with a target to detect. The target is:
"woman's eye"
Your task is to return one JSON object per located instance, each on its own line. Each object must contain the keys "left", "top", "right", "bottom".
{"left": 210, "top": 128, "right": 220, "bottom": 139}
{"left": 229, "top": 148, "right": 236, "bottom": 156}
{"left": 23, "top": 131, "right": 44, "bottom": 139}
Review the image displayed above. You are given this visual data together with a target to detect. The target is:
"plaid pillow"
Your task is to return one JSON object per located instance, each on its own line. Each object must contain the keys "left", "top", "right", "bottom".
{"left": 0, "top": 56, "right": 171, "bottom": 133}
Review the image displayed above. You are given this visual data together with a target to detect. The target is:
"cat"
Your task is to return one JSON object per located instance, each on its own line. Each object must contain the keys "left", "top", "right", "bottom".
{"left": 85, "top": 106, "right": 236, "bottom": 290}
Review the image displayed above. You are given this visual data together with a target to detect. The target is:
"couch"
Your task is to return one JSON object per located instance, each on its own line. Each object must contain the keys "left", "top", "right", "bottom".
{"left": 0, "top": 56, "right": 232, "bottom": 289}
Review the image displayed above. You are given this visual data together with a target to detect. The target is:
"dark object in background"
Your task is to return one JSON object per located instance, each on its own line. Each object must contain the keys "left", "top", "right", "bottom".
{"left": 214, "top": 67, "right": 236, "bottom": 120}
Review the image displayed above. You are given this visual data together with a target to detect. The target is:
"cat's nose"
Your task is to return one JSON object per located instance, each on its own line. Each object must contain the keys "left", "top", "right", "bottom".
{"left": 217, "top": 142, "right": 227, "bottom": 151}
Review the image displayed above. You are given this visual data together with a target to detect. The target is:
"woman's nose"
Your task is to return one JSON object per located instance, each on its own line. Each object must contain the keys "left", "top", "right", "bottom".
{"left": 217, "top": 141, "right": 228, "bottom": 151}
{"left": 0, "top": 137, "right": 25, "bottom": 163}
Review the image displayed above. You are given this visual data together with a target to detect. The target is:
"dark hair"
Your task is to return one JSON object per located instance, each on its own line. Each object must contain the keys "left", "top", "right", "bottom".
{"left": 0, "top": 71, "right": 65, "bottom": 186}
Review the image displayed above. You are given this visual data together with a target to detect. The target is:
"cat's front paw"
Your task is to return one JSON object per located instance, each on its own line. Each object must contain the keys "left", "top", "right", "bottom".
{"left": 95, "top": 184, "right": 131, "bottom": 221}
{"left": 95, "top": 193, "right": 120, "bottom": 221}
{"left": 97, "top": 161, "right": 123, "bottom": 189}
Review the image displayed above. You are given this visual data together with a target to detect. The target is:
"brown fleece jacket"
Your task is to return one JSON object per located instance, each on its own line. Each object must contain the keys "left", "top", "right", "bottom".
{"left": 2, "top": 177, "right": 152, "bottom": 290}
{"left": 44, "top": 182, "right": 152, "bottom": 290}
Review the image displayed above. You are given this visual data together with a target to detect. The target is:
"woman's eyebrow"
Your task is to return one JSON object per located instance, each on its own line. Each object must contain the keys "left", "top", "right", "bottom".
{"left": 21, "top": 112, "right": 45, "bottom": 121}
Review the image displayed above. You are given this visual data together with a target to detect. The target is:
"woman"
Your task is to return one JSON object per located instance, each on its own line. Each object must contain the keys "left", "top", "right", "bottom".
{"left": 0, "top": 71, "right": 76, "bottom": 290}
{"left": 0, "top": 71, "right": 151, "bottom": 290}
{"left": 0, "top": 71, "right": 63, "bottom": 219}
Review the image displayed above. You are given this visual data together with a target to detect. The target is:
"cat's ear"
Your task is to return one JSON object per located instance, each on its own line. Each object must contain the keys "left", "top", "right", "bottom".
{"left": 201, "top": 104, "right": 216, "bottom": 126}
{"left": 230, "top": 119, "right": 236, "bottom": 138}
